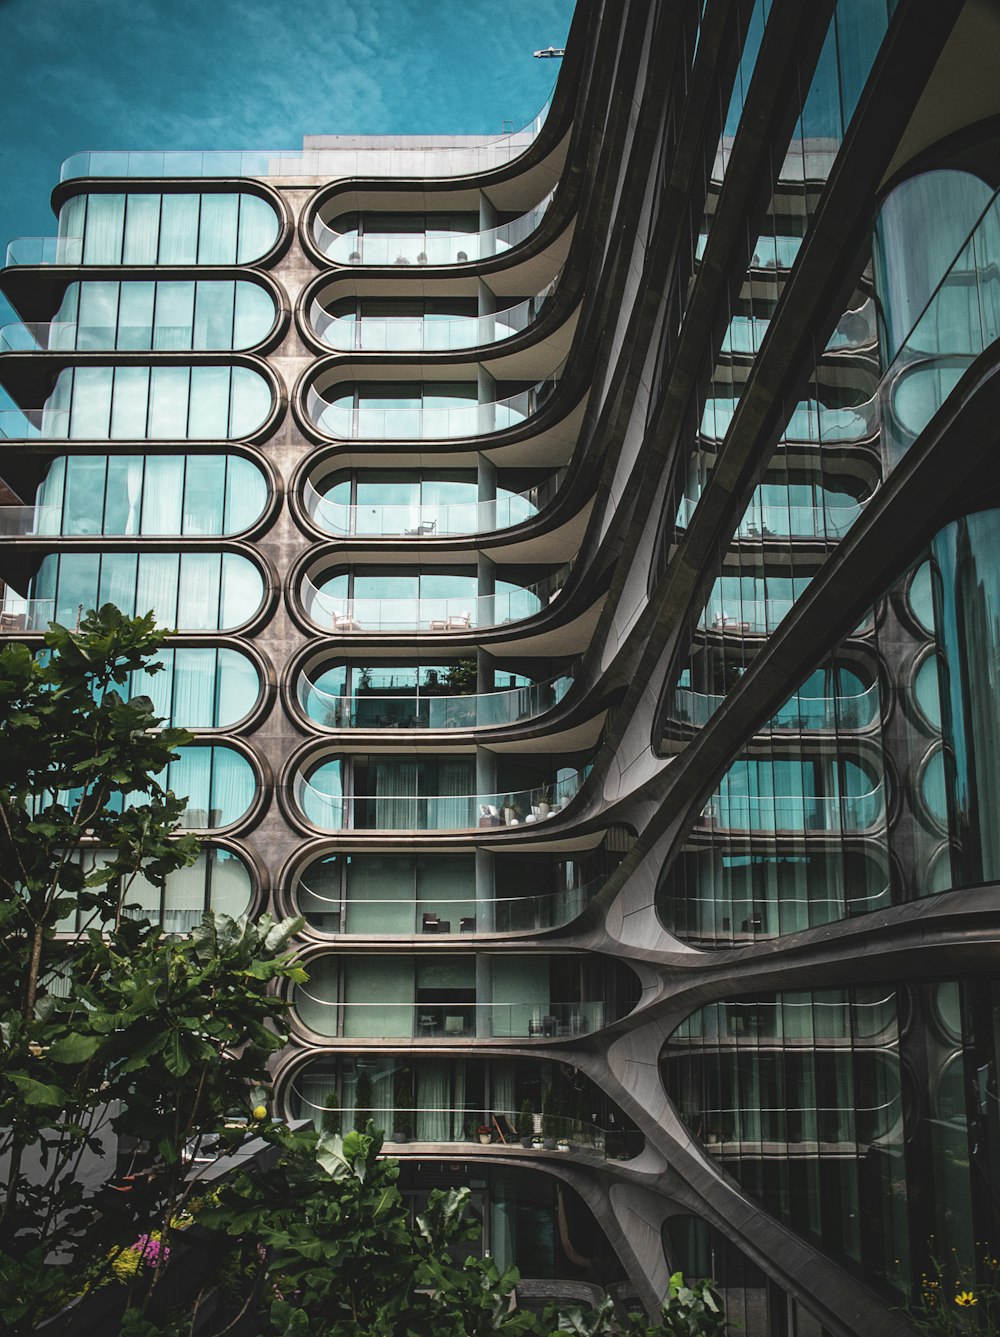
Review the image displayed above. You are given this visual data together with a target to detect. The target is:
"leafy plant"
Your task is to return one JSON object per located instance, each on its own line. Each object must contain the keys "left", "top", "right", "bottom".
{"left": 0, "top": 607, "right": 306, "bottom": 1333}
{"left": 518, "top": 1097, "right": 535, "bottom": 1139}
{"left": 906, "top": 1247, "right": 1000, "bottom": 1335}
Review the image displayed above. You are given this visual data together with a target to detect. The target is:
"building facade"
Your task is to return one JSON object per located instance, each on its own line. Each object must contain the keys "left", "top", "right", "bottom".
{"left": 3, "top": 0, "right": 1000, "bottom": 1332}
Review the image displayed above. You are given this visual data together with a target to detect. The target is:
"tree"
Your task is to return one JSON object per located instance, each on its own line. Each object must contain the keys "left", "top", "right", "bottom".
{"left": 0, "top": 607, "right": 305, "bottom": 1333}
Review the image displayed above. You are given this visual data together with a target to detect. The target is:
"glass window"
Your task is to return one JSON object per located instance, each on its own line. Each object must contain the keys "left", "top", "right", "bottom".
{"left": 158, "top": 194, "right": 201, "bottom": 265}
{"left": 152, "top": 281, "right": 196, "bottom": 350}
{"left": 197, "top": 194, "right": 240, "bottom": 264}
{"left": 121, "top": 194, "right": 161, "bottom": 265}
{"left": 193, "top": 280, "right": 235, "bottom": 348}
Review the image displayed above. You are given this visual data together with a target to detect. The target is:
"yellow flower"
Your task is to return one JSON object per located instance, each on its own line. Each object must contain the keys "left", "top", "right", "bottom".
{"left": 252, "top": 1104, "right": 268, "bottom": 1120}
{"left": 955, "top": 1291, "right": 977, "bottom": 1307}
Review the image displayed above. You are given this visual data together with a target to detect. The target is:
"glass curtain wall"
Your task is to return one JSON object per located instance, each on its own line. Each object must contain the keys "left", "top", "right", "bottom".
{"left": 57, "top": 191, "right": 280, "bottom": 265}
{"left": 48, "top": 279, "right": 276, "bottom": 350}
{"left": 35, "top": 454, "right": 268, "bottom": 535}
{"left": 43, "top": 366, "right": 272, "bottom": 439}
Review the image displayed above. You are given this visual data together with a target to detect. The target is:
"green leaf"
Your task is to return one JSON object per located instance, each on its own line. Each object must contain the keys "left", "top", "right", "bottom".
{"left": 48, "top": 1032, "right": 101, "bottom": 1064}
{"left": 8, "top": 1072, "right": 66, "bottom": 1107}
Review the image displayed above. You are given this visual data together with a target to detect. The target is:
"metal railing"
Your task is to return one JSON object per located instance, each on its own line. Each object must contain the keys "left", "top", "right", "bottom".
{"left": 293, "top": 770, "right": 585, "bottom": 832}
{"left": 297, "top": 673, "right": 573, "bottom": 730}
{"left": 0, "top": 319, "right": 260, "bottom": 354}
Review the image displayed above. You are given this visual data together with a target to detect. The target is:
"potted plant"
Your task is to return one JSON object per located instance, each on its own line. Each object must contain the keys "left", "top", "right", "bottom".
{"left": 476, "top": 1123, "right": 493, "bottom": 1145}
{"left": 556, "top": 1137, "right": 570, "bottom": 1152}
{"left": 517, "top": 1098, "right": 535, "bottom": 1149}
{"left": 393, "top": 1071, "right": 414, "bottom": 1143}
{"left": 537, "top": 783, "right": 553, "bottom": 819}
{"left": 321, "top": 1090, "right": 341, "bottom": 1137}
{"left": 501, "top": 795, "right": 515, "bottom": 826}
{"left": 541, "top": 1089, "right": 558, "bottom": 1150}
{"left": 354, "top": 1068, "right": 374, "bottom": 1133}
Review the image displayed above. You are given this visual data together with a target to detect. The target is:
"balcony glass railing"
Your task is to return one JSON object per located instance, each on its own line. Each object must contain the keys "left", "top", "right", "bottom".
{"left": 677, "top": 495, "right": 864, "bottom": 540}
{"left": 294, "top": 878, "right": 596, "bottom": 936}
{"left": 311, "top": 285, "right": 557, "bottom": 353}
{"left": 303, "top": 475, "right": 562, "bottom": 537}
{"left": 294, "top": 770, "right": 585, "bottom": 832}
{"left": 58, "top": 94, "right": 554, "bottom": 181}
{"left": 0, "top": 409, "right": 70, "bottom": 440}
{"left": 287, "top": 1096, "right": 642, "bottom": 1160}
{"left": 3, "top": 237, "right": 84, "bottom": 268}
{"left": 314, "top": 192, "right": 554, "bottom": 266}
{"left": 300, "top": 574, "right": 564, "bottom": 634}
{"left": 298, "top": 673, "right": 573, "bottom": 730}
{"left": 0, "top": 320, "right": 259, "bottom": 354}
{"left": 305, "top": 368, "right": 561, "bottom": 441}
{"left": 700, "top": 783, "right": 885, "bottom": 833}
{"left": 672, "top": 681, "right": 879, "bottom": 731}
{"left": 698, "top": 598, "right": 796, "bottom": 635}
{"left": 720, "top": 300, "right": 876, "bottom": 357}
{"left": 0, "top": 506, "right": 63, "bottom": 537}
{"left": 0, "top": 599, "right": 58, "bottom": 632}
{"left": 292, "top": 995, "right": 610, "bottom": 1040}
{"left": 701, "top": 396, "right": 878, "bottom": 445}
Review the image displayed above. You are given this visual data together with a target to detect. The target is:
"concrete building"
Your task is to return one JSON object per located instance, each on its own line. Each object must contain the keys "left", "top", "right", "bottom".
{"left": 2, "top": 1, "right": 1000, "bottom": 1332}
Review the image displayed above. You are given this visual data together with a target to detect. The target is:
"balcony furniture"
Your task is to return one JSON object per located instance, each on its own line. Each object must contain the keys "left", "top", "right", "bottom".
{"left": 460, "top": 916, "right": 476, "bottom": 933}
{"left": 422, "top": 913, "right": 440, "bottom": 933}
{"left": 404, "top": 520, "right": 437, "bottom": 536}
{"left": 0, "top": 612, "right": 26, "bottom": 631}
{"left": 542, "top": 1015, "right": 558, "bottom": 1037}
{"left": 713, "top": 612, "right": 751, "bottom": 632}
{"left": 429, "top": 610, "right": 471, "bottom": 631}
{"left": 478, "top": 804, "right": 502, "bottom": 827}
{"left": 417, "top": 1012, "right": 437, "bottom": 1036}
{"left": 332, "top": 605, "right": 362, "bottom": 631}
{"left": 444, "top": 1014, "right": 466, "bottom": 1035}
{"left": 528, "top": 1017, "right": 544, "bottom": 1037}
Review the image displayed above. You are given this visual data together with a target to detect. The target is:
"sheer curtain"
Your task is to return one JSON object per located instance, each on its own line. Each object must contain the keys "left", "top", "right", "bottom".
{"left": 137, "top": 553, "right": 179, "bottom": 627}
{"left": 346, "top": 855, "right": 414, "bottom": 934}
{"left": 427, "top": 759, "right": 474, "bottom": 829}
{"left": 208, "top": 747, "right": 255, "bottom": 825}
{"left": 374, "top": 757, "right": 419, "bottom": 830}
{"left": 172, "top": 647, "right": 217, "bottom": 726}
{"left": 417, "top": 1059, "right": 452, "bottom": 1142}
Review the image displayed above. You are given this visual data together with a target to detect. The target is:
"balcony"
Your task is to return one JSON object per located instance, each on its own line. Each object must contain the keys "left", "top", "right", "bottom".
{"left": 700, "top": 782, "right": 885, "bottom": 833}
{"left": 701, "top": 394, "right": 879, "bottom": 445}
{"left": 677, "top": 494, "right": 864, "bottom": 541}
{"left": 0, "top": 408, "right": 70, "bottom": 440}
{"left": 314, "top": 192, "right": 553, "bottom": 266}
{"left": 303, "top": 474, "right": 561, "bottom": 538}
{"left": 297, "top": 671, "right": 573, "bottom": 730}
{"left": 293, "top": 770, "right": 585, "bottom": 832}
{"left": 300, "top": 574, "right": 564, "bottom": 634}
{"left": 304, "top": 368, "right": 561, "bottom": 441}
{"left": 0, "top": 599, "right": 57, "bottom": 633}
{"left": 294, "top": 875, "right": 596, "bottom": 936}
{"left": 310, "top": 285, "right": 556, "bottom": 353}
{"left": 293, "top": 997, "right": 610, "bottom": 1040}
{"left": 3, "top": 237, "right": 83, "bottom": 269}
{"left": 672, "top": 681, "right": 879, "bottom": 731}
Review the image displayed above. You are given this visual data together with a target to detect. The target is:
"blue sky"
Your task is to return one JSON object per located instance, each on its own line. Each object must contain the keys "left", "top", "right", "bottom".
{"left": 0, "top": 0, "right": 576, "bottom": 330}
